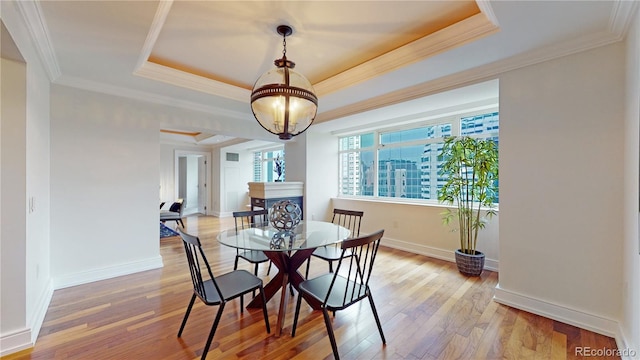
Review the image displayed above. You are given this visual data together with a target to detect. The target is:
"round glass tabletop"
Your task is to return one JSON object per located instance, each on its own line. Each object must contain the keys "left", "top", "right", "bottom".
{"left": 217, "top": 220, "right": 351, "bottom": 251}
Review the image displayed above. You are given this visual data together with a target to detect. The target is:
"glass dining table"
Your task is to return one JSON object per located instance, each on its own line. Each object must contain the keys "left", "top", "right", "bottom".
{"left": 217, "top": 220, "right": 351, "bottom": 336}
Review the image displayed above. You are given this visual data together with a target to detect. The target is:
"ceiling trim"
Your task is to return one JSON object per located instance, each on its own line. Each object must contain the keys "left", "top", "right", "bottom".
{"left": 160, "top": 129, "right": 201, "bottom": 136}
{"left": 476, "top": 0, "right": 500, "bottom": 27}
{"left": 316, "top": 25, "right": 625, "bottom": 125}
{"left": 609, "top": 0, "right": 638, "bottom": 39}
{"left": 132, "top": 0, "right": 248, "bottom": 103}
{"left": 329, "top": 98, "right": 498, "bottom": 137}
{"left": 314, "top": 12, "right": 499, "bottom": 97}
{"left": 54, "top": 74, "right": 248, "bottom": 120}
{"left": 15, "top": 0, "right": 61, "bottom": 81}
{"left": 135, "top": 0, "right": 173, "bottom": 71}
{"left": 132, "top": 0, "right": 498, "bottom": 104}
{"left": 217, "top": 137, "right": 257, "bottom": 149}
{"left": 134, "top": 61, "right": 249, "bottom": 102}
{"left": 19, "top": 0, "right": 634, "bottom": 137}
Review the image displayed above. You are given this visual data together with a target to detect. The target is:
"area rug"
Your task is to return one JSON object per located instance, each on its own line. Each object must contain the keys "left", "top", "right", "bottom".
{"left": 160, "top": 222, "right": 179, "bottom": 238}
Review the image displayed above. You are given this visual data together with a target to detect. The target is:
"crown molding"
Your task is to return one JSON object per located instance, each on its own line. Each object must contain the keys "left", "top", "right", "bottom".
{"left": 476, "top": 0, "right": 499, "bottom": 27}
{"left": 15, "top": 0, "right": 61, "bottom": 81}
{"left": 54, "top": 75, "right": 248, "bottom": 120}
{"left": 133, "top": 0, "right": 248, "bottom": 103}
{"left": 609, "top": 0, "right": 638, "bottom": 40}
{"left": 133, "top": 0, "right": 498, "bottom": 104}
{"left": 314, "top": 12, "right": 499, "bottom": 97}
{"left": 317, "top": 22, "right": 625, "bottom": 124}
{"left": 24, "top": 0, "right": 632, "bottom": 132}
{"left": 328, "top": 98, "right": 498, "bottom": 137}
{"left": 135, "top": 0, "right": 173, "bottom": 71}
{"left": 133, "top": 61, "right": 249, "bottom": 103}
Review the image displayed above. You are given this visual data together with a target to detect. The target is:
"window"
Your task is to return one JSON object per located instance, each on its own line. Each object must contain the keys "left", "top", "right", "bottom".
{"left": 253, "top": 148, "right": 285, "bottom": 182}
{"left": 338, "top": 111, "right": 499, "bottom": 202}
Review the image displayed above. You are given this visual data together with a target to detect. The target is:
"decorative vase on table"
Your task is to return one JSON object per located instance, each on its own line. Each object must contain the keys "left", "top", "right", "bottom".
{"left": 268, "top": 200, "right": 302, "bottom": 249}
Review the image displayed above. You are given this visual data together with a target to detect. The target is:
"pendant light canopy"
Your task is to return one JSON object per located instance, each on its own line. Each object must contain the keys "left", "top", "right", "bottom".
{"left": 251, "top": 25, "right": 318, "bottom": 140}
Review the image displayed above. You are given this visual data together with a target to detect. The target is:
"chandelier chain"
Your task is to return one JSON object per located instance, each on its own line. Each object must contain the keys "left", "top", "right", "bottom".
{"left": 282, "top": 35, "right": 287, "bottom": 57}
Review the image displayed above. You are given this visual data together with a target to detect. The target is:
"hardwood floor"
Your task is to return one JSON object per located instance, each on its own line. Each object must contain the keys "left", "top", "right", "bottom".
{"left": 3, "top": 215, "right": 619, "bottom": 360}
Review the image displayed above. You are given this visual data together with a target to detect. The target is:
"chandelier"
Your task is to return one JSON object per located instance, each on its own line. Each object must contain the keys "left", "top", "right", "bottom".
{"left": 250, "top": 25, "right": 318, "bottom": 140}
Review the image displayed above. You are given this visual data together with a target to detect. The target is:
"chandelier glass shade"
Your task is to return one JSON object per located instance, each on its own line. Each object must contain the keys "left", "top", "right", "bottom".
{"left": 251, "top": 25, "right": 318, "bottom": 140}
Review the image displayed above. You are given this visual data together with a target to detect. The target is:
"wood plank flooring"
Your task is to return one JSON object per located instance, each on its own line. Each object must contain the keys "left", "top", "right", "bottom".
{"left": 2, "top": 215, "right": 619, "bottom": 360}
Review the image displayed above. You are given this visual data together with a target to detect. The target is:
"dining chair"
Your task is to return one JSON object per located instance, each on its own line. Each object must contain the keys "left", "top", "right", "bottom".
{"left": 232, "top": 209, "right": 272, "bottom": 276}
{"left": 176, "top": 227, "right": 270, "bottom": 360}
{"left": 304, "top": 208, "right": 363, "bottom": 278}
{"left": 291, "top": 229, "right": 386, "bottom": 360}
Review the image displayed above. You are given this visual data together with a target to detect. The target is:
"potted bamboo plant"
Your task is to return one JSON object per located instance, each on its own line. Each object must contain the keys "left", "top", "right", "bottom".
{"left": 438, "top": 136, "right": 499, "bottom": 276}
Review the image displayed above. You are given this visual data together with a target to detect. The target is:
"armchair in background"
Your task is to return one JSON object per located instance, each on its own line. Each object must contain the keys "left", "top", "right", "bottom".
{"left": 160, "top": 199, "right": 185, "bottom": 227}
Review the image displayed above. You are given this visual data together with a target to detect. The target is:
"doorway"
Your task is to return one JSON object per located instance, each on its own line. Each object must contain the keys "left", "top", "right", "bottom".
{"left": 175, "top": 150, "right": 211, "bottom": 216}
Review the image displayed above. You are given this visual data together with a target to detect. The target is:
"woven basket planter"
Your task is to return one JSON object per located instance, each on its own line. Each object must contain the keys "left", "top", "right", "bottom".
{"left": 454, "top": 249, "right": 485, "bottom": 276}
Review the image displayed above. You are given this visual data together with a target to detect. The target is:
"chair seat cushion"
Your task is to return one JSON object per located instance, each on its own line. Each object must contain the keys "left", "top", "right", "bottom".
{"left": 299, "top": 274, "right": 368, "bottom": 310}
{"left": 312, "top": 246, "right": 352, "bottom": 261}
{"left": 237, "top": 250, "right": 269, "bottom": 263}
{"left": 200, "top": 270, "right": 262, "bottom": 305}
{"left": 160, "top": 210, "right": 180, "bottom": 220}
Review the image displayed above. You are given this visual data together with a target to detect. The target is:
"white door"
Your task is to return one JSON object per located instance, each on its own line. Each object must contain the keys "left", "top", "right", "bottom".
{"left": 198, "top": 156, "right": 206, "bottom": 214}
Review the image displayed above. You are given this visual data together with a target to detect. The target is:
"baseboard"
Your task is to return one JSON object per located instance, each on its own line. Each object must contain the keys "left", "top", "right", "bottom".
{"left": 381, "top": 236, "right": 499, "bottom": 272}
{"left": 614, "top": 323, "right": 638, "bottom": 360}
{"left": 0, "top": 279, "right": 54, "bottom": 357}
{"left": 494, "top": 284, "right": 619, "bottom": 339}
{"left": 0, "top": 327, "right": 33, "bottom": 357}
{"left": 2, "top": 258, "right": 162, "bottom": 357}
{"left": 28, "top": 279, "right": 54, "bottom": 343}
{"left": 53, "top": 255, "right": 164, "bottom": 290}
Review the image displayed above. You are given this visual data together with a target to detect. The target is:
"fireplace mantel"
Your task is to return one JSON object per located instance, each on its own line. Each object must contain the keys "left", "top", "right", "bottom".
{"left": 248, "top": 182, "right": 304, "bottom": 217}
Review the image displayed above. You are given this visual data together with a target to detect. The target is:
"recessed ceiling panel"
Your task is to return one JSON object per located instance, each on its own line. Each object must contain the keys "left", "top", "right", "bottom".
{"left": 149, "top": 1, "right": 479, "bottom": 89}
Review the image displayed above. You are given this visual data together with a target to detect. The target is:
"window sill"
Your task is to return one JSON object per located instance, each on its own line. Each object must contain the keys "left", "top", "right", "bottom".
{"left": 334, "top": 196, "right": 499, "bottom": 213}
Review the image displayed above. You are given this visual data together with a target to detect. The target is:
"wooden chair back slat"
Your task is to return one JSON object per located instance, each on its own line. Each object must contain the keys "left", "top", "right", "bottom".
{"left": 331, "top": 208, "right": 363, "bottom": 238}
{"left": 324, "top": 229, "right": 384, "bottom": 307}
{"left": 232, "top": 209, "right": 269, "bottom": 232}
{"left": 177, "top": 228, "right": 223, "bottom": 303}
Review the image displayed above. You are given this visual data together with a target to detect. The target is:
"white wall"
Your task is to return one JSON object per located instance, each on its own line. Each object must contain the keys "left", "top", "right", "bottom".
{"left": 50, "top": 85, "right": 163, "bottom": 288}
{"left": 622, "top": 5, "right": 640, "bottom": 356}
{"left": 23, "top": 45, "right": 51, "bottom": 347}
{"left": 284, "top": 136, "right": 306, "bottom": 184}
{"left": 1, "top": 1, "right": 52, "bottom": 354}
{"left": 332, "top": 198, "right": 500, "bottom": 268}
{"left": 1, "top": 57, "right": 28, "bottom": 350}
{"left": 300, "top": 131, "right": 338, "bottom": 222}
{"left": 496, "top": 43, "right": 624, "bottom": 338}
{"left": 159, "top": 144, "right": 174, "bottom": 204}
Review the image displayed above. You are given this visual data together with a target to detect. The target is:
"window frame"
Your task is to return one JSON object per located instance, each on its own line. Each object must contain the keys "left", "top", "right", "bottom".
{"left": 337, "top": 107, "right": 499, "bottom": 205}
{"left": 253, "top": 146, "right": 285, "bottom": 183}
